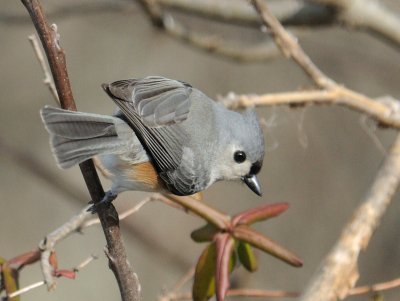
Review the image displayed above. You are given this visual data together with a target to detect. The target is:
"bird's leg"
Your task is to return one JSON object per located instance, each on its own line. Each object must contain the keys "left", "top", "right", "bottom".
{"left": 87, "top": 190, "right": 118, "bottom": 214}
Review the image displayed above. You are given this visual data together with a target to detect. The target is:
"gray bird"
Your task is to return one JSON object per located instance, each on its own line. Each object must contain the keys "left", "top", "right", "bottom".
{"left": 41, "top": 76, "right": 265, "bottom": 212}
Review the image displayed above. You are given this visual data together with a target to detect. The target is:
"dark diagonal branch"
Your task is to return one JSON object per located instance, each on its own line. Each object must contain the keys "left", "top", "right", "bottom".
{"left": 20, "top": 1, "right": 140, "bottom": 300}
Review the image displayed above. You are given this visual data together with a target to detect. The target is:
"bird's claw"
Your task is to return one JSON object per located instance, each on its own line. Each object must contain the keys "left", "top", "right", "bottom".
{"left": 87, "top": 190, "right": 118, "bottom": 214}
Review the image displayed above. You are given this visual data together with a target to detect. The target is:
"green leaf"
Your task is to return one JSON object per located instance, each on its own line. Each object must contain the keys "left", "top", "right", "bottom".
{"left": 229, "top": 249, "right": 236, "bottom": 273}
{"left": 191, "top": 224, "right": 219, "bottom": 242}
{"left": 237, "top": 241, "right": 258, "bottom": 272}
{"left": 2, "top": 265, "right": 19, "bottom": 301}
{"left": 193, "top": 243, "right": 216, "bottom": 301}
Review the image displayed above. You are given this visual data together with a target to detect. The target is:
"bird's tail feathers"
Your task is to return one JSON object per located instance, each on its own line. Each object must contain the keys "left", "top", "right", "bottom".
{"left": 41, "top": 106, "right": 129, "bottom": 169}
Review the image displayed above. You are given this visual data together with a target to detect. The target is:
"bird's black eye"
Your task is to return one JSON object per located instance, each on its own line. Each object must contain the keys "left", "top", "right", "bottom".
{"left": 234, "top": 151, "right": 246, "bottom": 163}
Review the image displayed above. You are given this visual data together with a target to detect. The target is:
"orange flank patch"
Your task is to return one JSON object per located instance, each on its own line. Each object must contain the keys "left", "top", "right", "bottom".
{"left": 93, "top": 155, "right": 163, "bottom": 190}
{"left": 127, "top": 161, "right": 163, "bottom": 190}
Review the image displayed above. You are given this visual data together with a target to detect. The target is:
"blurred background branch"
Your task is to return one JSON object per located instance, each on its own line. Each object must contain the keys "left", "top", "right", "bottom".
{"left": 300, "top": 133, "right": 400, "bottom": 301}
{"left": 3, "top": 0, "right": 400, "bottom": 61}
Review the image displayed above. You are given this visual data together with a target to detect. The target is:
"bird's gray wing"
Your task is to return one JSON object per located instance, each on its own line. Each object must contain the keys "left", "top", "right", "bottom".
{"left": 102, "top": 77, "right": 195, "bottom": 194}
{"left": 104, "top": 76, "right": 192, "bottom": 127}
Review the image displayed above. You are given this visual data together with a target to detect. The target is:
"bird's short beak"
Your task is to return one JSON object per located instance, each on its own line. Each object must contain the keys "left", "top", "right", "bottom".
{"left": 242, "top": 175, "right": 262, "bottom": 196}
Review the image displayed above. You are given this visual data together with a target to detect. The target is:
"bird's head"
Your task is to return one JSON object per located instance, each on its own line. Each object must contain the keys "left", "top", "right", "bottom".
{"left": 212, "top": 108, "right": 265, "bottom": 196}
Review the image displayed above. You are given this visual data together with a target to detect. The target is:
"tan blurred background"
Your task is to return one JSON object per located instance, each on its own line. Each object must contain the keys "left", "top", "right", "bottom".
{"left": 1, "top": 0, "right": 400, "bottom": 300}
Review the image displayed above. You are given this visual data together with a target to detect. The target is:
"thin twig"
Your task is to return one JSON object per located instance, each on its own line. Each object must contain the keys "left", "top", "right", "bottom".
{"left": 221, "top": 90, "right": 400, "bottom": 129}
{"left": 160, "top": 194, "right": 230, "bottom": 229}
{"left": 251, "top": 0, "right": 335, "bottom": 88}
{"left": 81, "top": 197, "right": 153, "bottom": 229}
{"left": 349, "top": 277, "right": 400, "bottom": 296}
{"left": 119, "top": 199, "right": 152, "bottom": 220}
{"left": 28, "top": 34, "right": 59, "bottom": 104}
{"left": 6, "top": 255, "right": 98, "bottom": 299}
{"left": 73, "top": 254, "right": 98, "bottom": 272}
{"left": 171, "top": 266, "right": 195, "bottom": 293}
{"left": 300, "top": 134, "right": 400, "bottom": 300}
{"left": 39, "top": 206, "right": 91, "bottom": 290}
{"left": 7, "top": 281, "right": 45, "bottom": 299}
{"left": 159, "top": 267, "right": 195, "bottom": 301}
{"left": 359, "top": 115, "right": 388, "bottom": 156}
{"left": 81, "top": 193, "right": 226, "bottom": 231}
